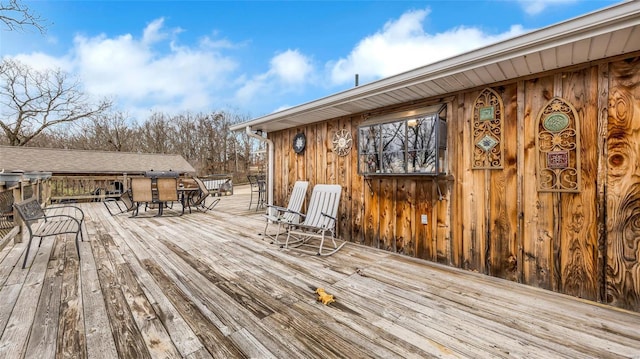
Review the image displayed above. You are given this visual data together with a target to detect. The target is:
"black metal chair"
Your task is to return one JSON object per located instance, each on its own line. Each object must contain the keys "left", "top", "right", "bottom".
{"left": 0, "top": 190, "right": 15, "bottom": 230}
{"left": 248, "top": 174, "right": 266, "bottom": 210}
{"left": 14, "top": 197, "right": 85, "bottom": 268}
{"left": 103, "top": 190, "right": 135, "bottom": 216}
{"left": 187, "top": 177, "right": 220, "bottom": 213}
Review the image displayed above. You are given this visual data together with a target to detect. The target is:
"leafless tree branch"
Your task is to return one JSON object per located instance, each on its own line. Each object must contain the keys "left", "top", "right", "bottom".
{"left": 0, "top": 0, "right": 47, "bottom": 33}
{"left": 0, "top": 59, "right": 112, "bottom": 146}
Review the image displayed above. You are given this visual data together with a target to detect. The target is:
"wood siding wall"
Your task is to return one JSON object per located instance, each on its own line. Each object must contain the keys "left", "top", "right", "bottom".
{"left": 268, "top": 56, "right": 640, "bottom": 312}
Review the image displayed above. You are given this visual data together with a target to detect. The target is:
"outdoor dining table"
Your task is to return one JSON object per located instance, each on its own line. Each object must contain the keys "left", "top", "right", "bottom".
{"left": 130, "top": 173, "right": 202, "bottom": 217}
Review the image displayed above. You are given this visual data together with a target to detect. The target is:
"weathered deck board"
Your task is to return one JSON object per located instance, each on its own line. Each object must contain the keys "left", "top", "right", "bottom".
{"left": 0, "top": 185, "right": 639, "bottom": 358}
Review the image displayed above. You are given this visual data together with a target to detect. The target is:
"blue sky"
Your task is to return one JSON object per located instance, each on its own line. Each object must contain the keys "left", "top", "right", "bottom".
{"left": 1, "top": 0, "right": 620, "bottom": 121}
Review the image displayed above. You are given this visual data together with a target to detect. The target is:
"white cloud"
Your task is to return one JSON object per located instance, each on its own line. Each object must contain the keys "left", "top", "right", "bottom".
{"left": 142, "top": 18, "right": 169, "bottom": 45}
{"left": 329, "top": 8, "right": 526, "bottom": 86}
{"left": 234, "top": 49, "right": 313, "bottom": 104}
{"left": 517, "top": 0, "right": 579, "bottom": 15}
{"left": 9, "top": 52, "right": 73, "bottom": 73}
{"left": 6, "top": 18, "right": 239, "bottom": 119}
{"left": 270, "top": 50, "right": 313, "bottom": 84}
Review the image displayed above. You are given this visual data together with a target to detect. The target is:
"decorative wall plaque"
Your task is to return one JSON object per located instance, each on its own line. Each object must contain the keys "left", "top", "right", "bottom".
{"left": 472, "top": 88, "right": 504, "bottom": 169}
{"left": 292, "top": 132, "right": 306, "bottom": 154}
{"left": 479, "top": 106, "right": 495, "bottom": 121}
{"left": 535, "top": 97, "right": 581, "bottom": 192}
{"left": 332, "top": 128, "right": 353, "bottom": 156}
{"left": 547, "top": 151, "right": 569, "bottom": 168}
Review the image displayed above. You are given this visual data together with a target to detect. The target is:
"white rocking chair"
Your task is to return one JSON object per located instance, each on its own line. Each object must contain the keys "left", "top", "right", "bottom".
{"left": 284, "top": 184, "right": 345, "bottom": 256}
{"left": 262, "top": 180, "right": 309, "bottom": 245}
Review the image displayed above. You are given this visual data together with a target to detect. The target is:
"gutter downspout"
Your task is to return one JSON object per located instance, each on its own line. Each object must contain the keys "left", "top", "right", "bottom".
{"left": 245, "top": 126, "right": 274, "bottom": 211}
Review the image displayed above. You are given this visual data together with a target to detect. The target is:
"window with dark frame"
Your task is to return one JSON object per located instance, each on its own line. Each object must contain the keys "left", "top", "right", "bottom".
{"left": 358, "top": 104, "right": 447, "bottom": 176}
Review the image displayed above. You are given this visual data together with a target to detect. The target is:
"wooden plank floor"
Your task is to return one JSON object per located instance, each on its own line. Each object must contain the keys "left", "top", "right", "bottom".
{"left": 1, "top": 185, "right": 639, "bottom": 358}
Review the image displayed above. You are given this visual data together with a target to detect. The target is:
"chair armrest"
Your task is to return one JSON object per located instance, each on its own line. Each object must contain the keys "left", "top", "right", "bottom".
{"left": 290, "top": 222, "right": 332, "bottom": 233}
{"left": 265, "top": 204, "right": 289, "bottom": 213}
{"left": 38, "top": 213, "right": 82, "bottom": 225}
{"left": 44, "top": 204, "right": 85, "bottom": 222}
{"left": 286, "top": 209, "right": 306, "bottom": 219}
{"left": 320, "top": 212, "right": 337, "bottom": 221}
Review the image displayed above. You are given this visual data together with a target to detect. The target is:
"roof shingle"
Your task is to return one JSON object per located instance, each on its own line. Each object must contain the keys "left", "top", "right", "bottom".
{"left": 0, "top": 146, "right": 195, "bottom": 174}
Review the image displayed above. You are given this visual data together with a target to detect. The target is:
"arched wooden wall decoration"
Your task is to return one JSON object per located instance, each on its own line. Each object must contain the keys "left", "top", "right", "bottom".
{"left": 535, "top": 96, "right": 581, "bottom": 192}
{"left": 472, "top": 88, "right": 504, "bottom": 169}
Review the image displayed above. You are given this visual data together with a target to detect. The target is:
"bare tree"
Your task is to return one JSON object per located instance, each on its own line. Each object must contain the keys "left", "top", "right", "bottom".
{"left": 137, "top": 112, "right": 176, "bottom": 154}
{"left": 0, "top": 59, "right": 112, "bottom": 146}
{"left": 0, "top": 0, "right": 46, "bottom": 33}
{"left": 78, "top": 112, "right": 137, "bottom": 151}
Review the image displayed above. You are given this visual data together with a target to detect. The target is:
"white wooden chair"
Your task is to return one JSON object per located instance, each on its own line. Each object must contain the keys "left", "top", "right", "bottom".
{"left": 262, "top": 180, "right": 308, "bottom": 245}
{"left": 283, "top": 184, "right": 345, "bottom": 256}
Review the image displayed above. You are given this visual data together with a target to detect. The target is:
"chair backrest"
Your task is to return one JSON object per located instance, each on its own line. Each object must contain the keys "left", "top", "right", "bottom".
{"left": 120, "top": 190, "right": 134, "bottom": 210}
{"left": 190, "top": 177, "right": 209, "bottom": 205}
{"left": 157, "top": 177, "right": 179, "bottom": 202}
{"left": 0, "top": 190, "right": 14, "bottom": 217}
{"left": 192, "top": 177, "right": 209, "bottom": 195}
{"left": 248, "top": 175, "right": 258, "bottom": 188}
{"left": 131, "top": 177, "right": 153, "bottom": 203}
{"left": 13, "top": 197, "right": 45, "bottom": 223}
{"left": 302, "top": 184, "right": 342, "bottom": 231}
{"left": 282, "top": 181, "right": 309, "bottom": 222}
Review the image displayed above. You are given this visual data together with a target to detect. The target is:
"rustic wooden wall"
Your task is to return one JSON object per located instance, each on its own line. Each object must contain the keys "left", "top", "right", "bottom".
{"left": 267, "top": 56, "right": 640, "bottom": 312}
{"left": 606, "top": 57, "right": 640, "bottom": 311}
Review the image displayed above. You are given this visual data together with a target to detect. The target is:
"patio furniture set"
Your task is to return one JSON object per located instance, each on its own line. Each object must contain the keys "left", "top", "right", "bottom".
{"left": 104, "top": 171, "right": 220, "bottom": 217}
{"left": 11, "top": 171, "right": 221, "bottom": 268}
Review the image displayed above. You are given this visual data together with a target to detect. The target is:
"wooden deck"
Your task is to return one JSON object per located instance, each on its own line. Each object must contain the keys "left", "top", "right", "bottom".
{"left": 1, "top": 186, "right": 639, "bottom": 358}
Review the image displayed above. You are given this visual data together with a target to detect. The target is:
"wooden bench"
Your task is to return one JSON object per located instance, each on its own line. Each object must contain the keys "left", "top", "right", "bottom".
{"left": 14, "top": 197, "right": 85, "bottom": 268}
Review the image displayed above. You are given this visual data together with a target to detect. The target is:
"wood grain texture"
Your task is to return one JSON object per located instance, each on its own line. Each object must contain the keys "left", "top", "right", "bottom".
{"left": 606, "top": 56, "right": 640, "bottom": 311}
{"left": 414, "top": 180, "right": 433, "bottom": 261}
{"left": 451, "top": 94, "right": 466, "bottom": 268}
{"left": 24, "top": 235, "right": 64, "bottom": 359}
{"left": 558, "top": 68, "right": 599, "bottom": 301}
{"left": 394, "top": 178, "right": 413, "bottom": 256}
{"left": 596, "top": 62, "right": 609, "bottom": 303}
{"left": 434, "top": 179, "right": 450, "bottom": 264}
{"left": 379, "top": 178, "right": 396, "bottom": 252}
{"left": 337, "top": 117, "right": 351, "bottom": 241}
{"left": 56, "top": 236, "right": 86, "bottom": 358}
{"left": 364, "top": 178, "right": 379, "bottom": 248}
{"left": 501, "top": 84, "right": 520, "bottom": 282}
{"left": 350, "top": 116, "right": 365, "bottom": 245}
{"left": 523, "top": 75, "right": 555, "bottom": 290}
{"left": 90, "top": 232, "right": 151, "bottom": 359}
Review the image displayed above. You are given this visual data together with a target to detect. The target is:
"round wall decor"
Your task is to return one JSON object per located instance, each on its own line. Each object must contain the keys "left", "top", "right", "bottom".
{"left": 293, "top": 132, "right": 306, "bottom": 154}
{"left": 332, "top": 129, "right": 352, "bottom": 156}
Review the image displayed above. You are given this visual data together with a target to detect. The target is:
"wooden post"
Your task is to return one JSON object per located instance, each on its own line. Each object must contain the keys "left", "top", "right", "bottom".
{"left": 12, "top": 185, "right": 23, "bottom": 243}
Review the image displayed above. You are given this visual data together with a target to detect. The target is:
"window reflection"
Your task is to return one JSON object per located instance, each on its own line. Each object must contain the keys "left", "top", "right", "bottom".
{"left": 357, "top": 105, "right": 447, "bottom": 176}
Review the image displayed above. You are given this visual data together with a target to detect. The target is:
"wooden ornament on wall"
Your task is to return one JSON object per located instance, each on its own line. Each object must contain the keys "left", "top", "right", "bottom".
{"left": 472, "top": 88, "right": 504, "bottom": 169}
{"left": 535, "top": 96, "right": 581, "bottom": 192}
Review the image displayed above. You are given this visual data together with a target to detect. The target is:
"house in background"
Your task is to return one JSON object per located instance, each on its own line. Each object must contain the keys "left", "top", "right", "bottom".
{"left": 232, "top": 2, "right": 640, "bottom": 312}
{"left": 0, "top": 146, "right": 195, "bottom": 201}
